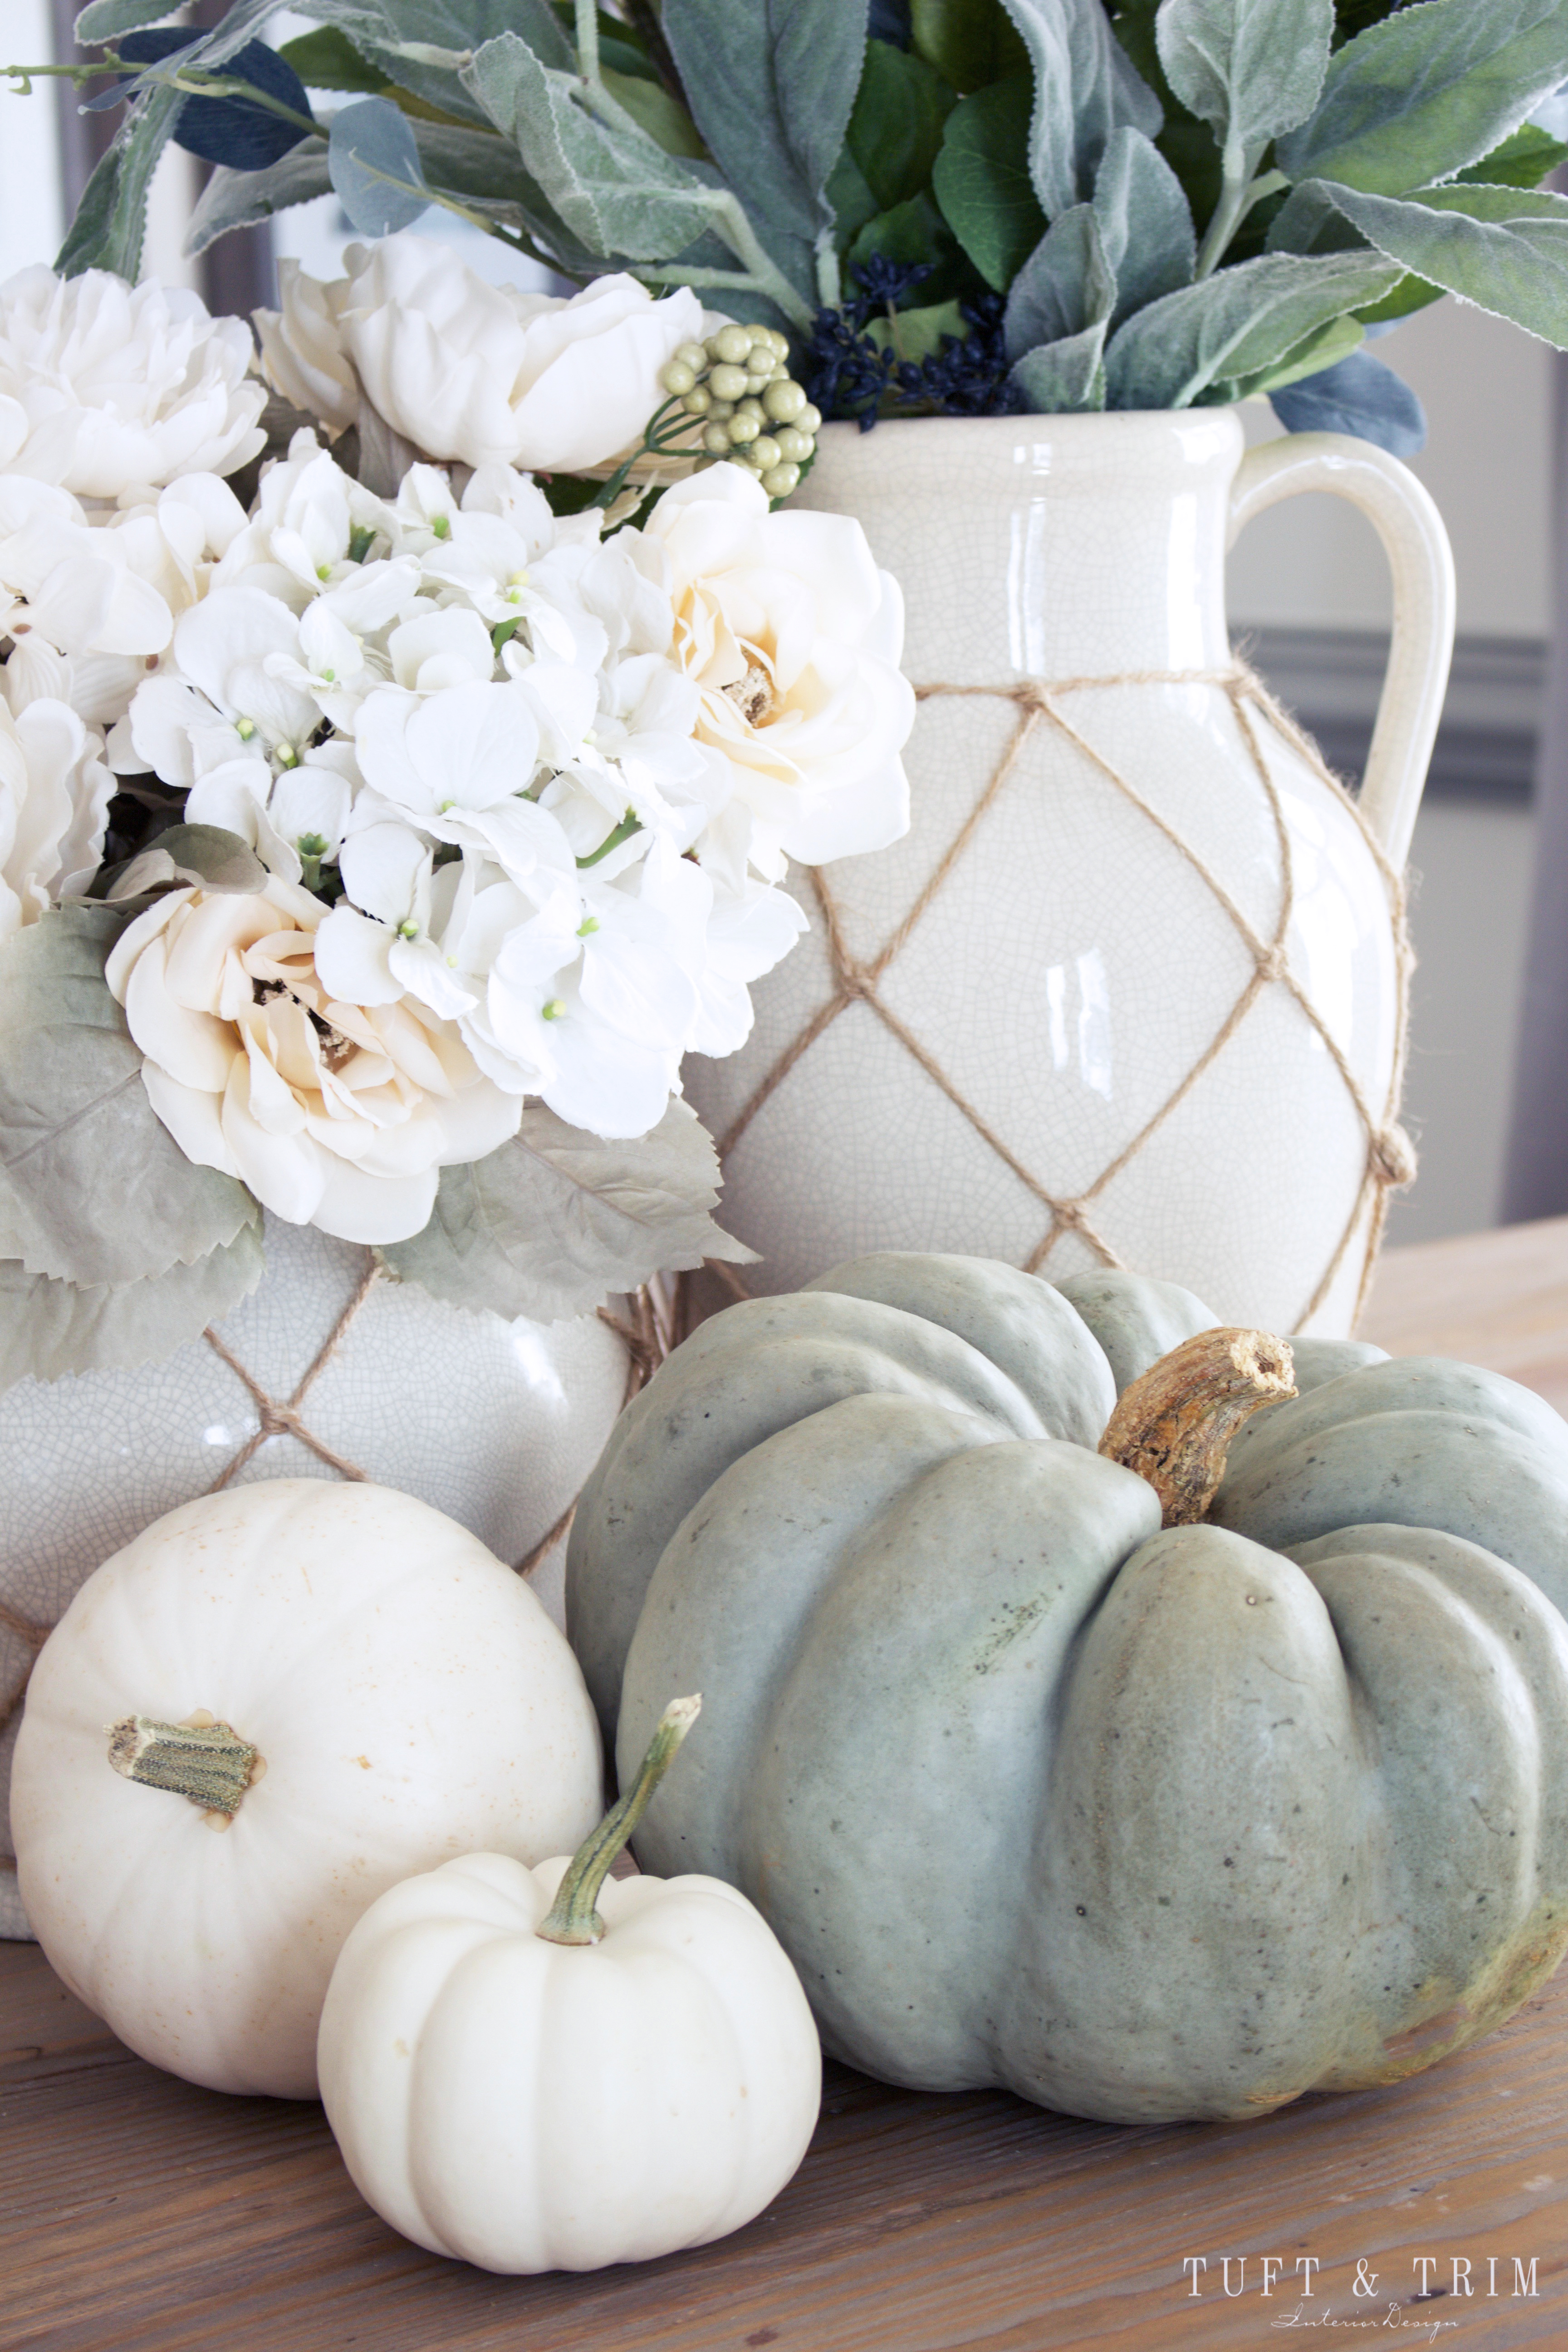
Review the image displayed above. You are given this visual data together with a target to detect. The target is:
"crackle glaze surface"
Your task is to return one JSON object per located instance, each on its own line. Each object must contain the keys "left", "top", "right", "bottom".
{"left": 0, "top": 1217, "right": 627, "bottom": 1937}
{"left": 684, "top": 412, "right": 1451, "bottom": 1338}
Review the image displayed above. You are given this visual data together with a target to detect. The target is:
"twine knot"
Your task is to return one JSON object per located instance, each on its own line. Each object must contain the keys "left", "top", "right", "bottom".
{"left": 838, "top": 963, "right": 876, "bottom": 1002}
{"left": 1370, "top": 1124, "right": 1418, "bottom": 1187}
{"left": 1255, "top": 944, "right": 1290, "bottom": 985}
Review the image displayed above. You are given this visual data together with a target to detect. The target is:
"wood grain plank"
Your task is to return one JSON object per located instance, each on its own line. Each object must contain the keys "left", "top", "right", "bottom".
{"left": 5, "top": 1937, "right": 1568, "bottom": 2350}
{"left": 1361, "top": 1214, "right": 1568, "bottom": 1412}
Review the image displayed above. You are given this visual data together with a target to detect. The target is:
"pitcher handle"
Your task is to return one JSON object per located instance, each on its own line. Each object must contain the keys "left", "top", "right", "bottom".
{"left": 1227, "top": 432, "right": 1455, "bottom": 871}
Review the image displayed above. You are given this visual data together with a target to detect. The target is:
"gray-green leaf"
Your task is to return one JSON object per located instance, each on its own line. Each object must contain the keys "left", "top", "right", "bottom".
{"left": 1103, "top": 244, "right": 1401, "bottom": 407}
{"left": 1004, "top": 206, "right": 1116, "bottom": 360}
{"left": 464, "top": 31, "right": 722, "bottom": 265}
{"left": 1093, "top": 126, "right": 1196, "bottom": 325}
{"left": 185, "top": 140, "right": 334, "bottom": 255}
{"left": 108, "top": 826, "right": 268, "bottom": 902}
{"left": 663, "top": 0, "right": 869, "bottom": 298}
{"left": 1009, "top": 321, "right": 1109, "bottom": 410}
{"left": 74, "top": 0, "right": 185, "bottom": 33}
{"left": 329, "top": 95, "right": 432, "bottom": 235}
{"left": 0, "top": 1220, "right": 264, "bottom": 1393}
{"left": 1290, "top": 176, "right": 1568, "bottom": 348}
{"left": 1156, "top": 0, "right": 1332, "bottom": 152}
{"left": 379, "top": 1098, "right": 755, "bottom": 1324}
{"left": 0, "top": 908, "right": 255, "bottom": 1289}
{"left": 54, "top": 83, "right": 183, "bottom": 281}
{"left": 1000, "top": 0, "right": 1162, "bottom": 221}
{"left": 1277, "top": 0, "right": 1568, "bottom": 197}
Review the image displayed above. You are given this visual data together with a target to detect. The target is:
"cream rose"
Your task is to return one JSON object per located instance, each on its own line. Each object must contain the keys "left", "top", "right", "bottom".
{"left": 0, "top": 266, "right": 266, "bottom": 501}
{"left": 255, "top": 235, "right": 705, "bottom": 473}
{"left": 639, "top": 467, "right": 914, "bottom": 872}
{"left": 105, "top": 877, "right": 521, "bottom": 1245}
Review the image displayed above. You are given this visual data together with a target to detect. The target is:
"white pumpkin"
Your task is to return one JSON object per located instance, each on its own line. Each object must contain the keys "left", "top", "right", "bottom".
{"left": 318, "top": 1699, "right": 822, "bottom": 2272}
{"left": 11, "top": 1479, "right": 604, "bottom": 2099}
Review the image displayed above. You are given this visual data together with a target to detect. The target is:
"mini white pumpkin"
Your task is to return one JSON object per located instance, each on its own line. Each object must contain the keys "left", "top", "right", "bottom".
{"left": 11, "top": 1479, "right": 603, "bottom": 2098}
{"left": 318, "top": 1698, "right": 822, "bottom": 2272}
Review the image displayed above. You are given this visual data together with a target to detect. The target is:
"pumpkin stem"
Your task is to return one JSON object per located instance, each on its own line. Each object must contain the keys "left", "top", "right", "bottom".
{"left": 1098, "top": 1328, "right": 1296, "bottom": 1527}
{"left": 536, "top": 1695, "right": 701, "bottom": 1947}
{"left": 105, "top": 1713, "right": 260, "bottom": 1819}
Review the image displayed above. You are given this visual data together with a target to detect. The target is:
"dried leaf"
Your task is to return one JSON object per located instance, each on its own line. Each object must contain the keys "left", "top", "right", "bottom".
{"left": 0, "top": 1219, "right": 264, "bottom": 1392}
{"left": 380, "top": 1097, "right": 755, "bottom": 1323}
{"left": 0, "top": 908, "right": 255, "bottom": 1287}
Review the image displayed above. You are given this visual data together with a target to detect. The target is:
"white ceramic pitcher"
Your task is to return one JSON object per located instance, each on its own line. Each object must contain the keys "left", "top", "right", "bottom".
{"left": 684, "top": 408, "right": 1454, "bottom": 1334}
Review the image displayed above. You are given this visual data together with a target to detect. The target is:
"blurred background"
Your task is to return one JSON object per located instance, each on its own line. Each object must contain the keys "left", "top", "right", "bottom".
{"left": 4, "top": 0, "right": 1558, "bottom": 1251}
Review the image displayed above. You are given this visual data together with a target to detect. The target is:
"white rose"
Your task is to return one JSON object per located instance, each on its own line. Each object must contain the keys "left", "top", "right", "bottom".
{"left": 105, "top": 877, "right": 520, "bottom": 1245}
{"left": 639, "top": 466, "right": 915, "bottom": 872}
{"left": 0, "top": 694, "right": 113, "bottom": 936}
{"left": 0, "top": 266, "right": 266, "bottom": 501}
{"left": 255, "top": 235, "right": 704, "bottom": 473}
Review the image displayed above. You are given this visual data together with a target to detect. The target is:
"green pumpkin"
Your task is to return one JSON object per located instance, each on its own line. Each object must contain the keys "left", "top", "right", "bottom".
{"left": 565, "top": 1253, "right": 1568, "bottom": 2124}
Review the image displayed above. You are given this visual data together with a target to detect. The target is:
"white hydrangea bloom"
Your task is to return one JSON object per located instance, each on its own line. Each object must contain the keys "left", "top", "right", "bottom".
{"left": 0, "top": 266, "right": 266, "bottom": 501}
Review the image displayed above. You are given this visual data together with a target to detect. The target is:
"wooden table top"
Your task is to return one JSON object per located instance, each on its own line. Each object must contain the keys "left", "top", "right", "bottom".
{"left": 8, "top": 1218, "right": 1568, "bottom": 2352}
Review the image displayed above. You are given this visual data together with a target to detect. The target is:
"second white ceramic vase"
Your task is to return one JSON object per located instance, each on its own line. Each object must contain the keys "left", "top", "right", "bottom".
{"left": 684, "top": 409, "right": 1454, "bottom": 1336}
{"left": 0, "top": 1215, "right": 629, "bottom": 1936}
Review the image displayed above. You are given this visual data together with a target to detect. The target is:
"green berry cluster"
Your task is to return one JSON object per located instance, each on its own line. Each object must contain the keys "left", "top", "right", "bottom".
{"left": 660, "top": 323, "right": 822, "bottom": 500}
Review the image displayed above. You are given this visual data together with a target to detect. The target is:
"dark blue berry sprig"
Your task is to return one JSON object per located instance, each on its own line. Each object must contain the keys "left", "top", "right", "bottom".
{"left": 799, "top": 264, "right": 1024, "bottom": 431}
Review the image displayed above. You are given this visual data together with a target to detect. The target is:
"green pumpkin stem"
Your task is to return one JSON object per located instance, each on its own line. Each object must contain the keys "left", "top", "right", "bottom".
{"left": 536, "top": 1694, "right": 701, "bottom": 1947}
{"left": 106, "top": 1713, "right": 260, "bottom": 1818}
{"left": 1099, "top": 1328, "right": 1297, "bottom": 1527}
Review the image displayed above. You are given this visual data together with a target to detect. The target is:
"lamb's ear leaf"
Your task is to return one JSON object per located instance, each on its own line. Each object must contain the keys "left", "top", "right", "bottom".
{"left": 54, "top": 83, "right": 183, "bottom": 279}
{"left": 1277, "top": 0, "right": 1568, "bottom": 197}
{"left": 1003, "top": 204, "right": 1115, "bottom": 361}
{"left": 1283, "top": 176, "right": 1568, "bottom": 349}
{"left": 380, "top": 1098, "right": 755, "bottom": 1325}
{"left": 185, "top": 140, "right": 334, "bottom": 253}
{"left": 661, "top": 0, "right": 869, "bottom": 298}
{"left": 1156, "top": 0, "right": 1332, "bottom": 154}
{"left": 1008, "top": 319, "right": 1108, "bottom": 411}
{"left": 1102, "top": 244, "right": 1401, "bottom": 409}
{"left": 0, "top": 1221, "right": 264, "bottom": 1394}
{"left": 74, "top": 0, "right": 191, "bottom": 34}
{"left": 463, "top": 31, "right": 723, "bottom": 267}
{"left": 1092, "top": 127, "right": 1195, "bottom": 326}
{"left": 0, "top": 910, "right": 255, "bottom": 1289}
{"left": 997, "top": 0, "right": 1161, "bottom": 222}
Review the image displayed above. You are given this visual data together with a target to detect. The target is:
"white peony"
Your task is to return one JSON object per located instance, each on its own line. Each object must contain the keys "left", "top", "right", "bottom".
{"left": 252, "top": 260, "right": 360, "bottom": 436}
{"left": 255, "top": 236, "right": 704, "bottom": 474}
{"left": 105, "top": 876, "right": 520, "bottom": 1245}
{"left": 0, "top": 267, "right": 266, "bottom": 501}
{"left": 0, "top": 693, "right": 113, "bottom": 936}
{"left": 638, "top": 466, "right": 915, "bottom": 874}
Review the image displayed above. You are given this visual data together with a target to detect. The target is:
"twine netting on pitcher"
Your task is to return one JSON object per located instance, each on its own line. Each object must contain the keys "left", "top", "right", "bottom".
{"left": 0, "top": 1267, "right": 671, "bottom": 1874}
{"left": 714, "top": 662, "right": 1416, "bottom": 1327}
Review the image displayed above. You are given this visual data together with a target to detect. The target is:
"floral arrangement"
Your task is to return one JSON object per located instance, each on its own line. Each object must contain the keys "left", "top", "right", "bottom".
{"left": 13, "top": 0, "right": 1568, "bottom": 461}
{"left": 0, "top": 248, "right": 912, "bottom": 1388}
